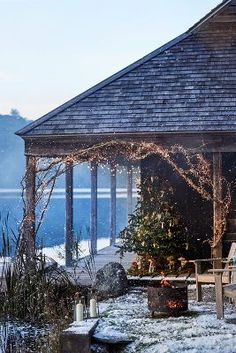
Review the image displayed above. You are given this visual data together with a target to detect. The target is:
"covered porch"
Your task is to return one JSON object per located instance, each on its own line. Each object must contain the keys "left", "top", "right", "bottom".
{"left": 18, "top": 132, "right": 236, "bottom": 267}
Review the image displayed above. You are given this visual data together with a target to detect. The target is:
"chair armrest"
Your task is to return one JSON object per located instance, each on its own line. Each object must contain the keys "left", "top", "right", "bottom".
{"left": 208, "top": 269, "right": 236, "bottom": 273}
{"left": 190, "top": 257, "right": 228, "bottom": 263}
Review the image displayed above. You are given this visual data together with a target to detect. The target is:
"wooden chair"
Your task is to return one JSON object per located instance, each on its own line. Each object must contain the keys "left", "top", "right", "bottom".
{"left": 208, "top": 267, "right": 236, "bottom": 319}
{"left": 191, "top": 242, "right": 236, "bottom": 302}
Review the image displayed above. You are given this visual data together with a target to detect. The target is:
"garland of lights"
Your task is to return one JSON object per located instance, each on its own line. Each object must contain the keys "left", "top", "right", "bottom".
{"left": 20, "top": 140, "right": 231, "bottom": 250}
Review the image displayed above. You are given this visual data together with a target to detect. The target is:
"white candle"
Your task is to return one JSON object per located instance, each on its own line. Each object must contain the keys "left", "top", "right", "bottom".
{"left": 90, "top": 298, "right": 97, "bottom": 318}
{"left": 75, "top": 302, "right": 83, "bottom": 322}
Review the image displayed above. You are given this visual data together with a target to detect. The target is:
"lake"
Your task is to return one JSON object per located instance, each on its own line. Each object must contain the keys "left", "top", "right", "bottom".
{"left": 0, "top": 187, "right": 137, "bottom": 249}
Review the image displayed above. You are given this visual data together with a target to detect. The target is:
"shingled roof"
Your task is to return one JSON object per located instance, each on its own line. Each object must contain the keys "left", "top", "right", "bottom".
{"left": 17, "top": 0, "right": 236, "bottom": 137}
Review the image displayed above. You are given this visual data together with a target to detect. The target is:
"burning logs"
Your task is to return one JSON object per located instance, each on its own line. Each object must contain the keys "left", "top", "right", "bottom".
{"left": 147, "top": 281, "right": 188, "bottom": 316}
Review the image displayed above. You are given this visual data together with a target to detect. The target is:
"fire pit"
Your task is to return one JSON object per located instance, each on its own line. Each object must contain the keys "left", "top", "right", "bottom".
{"left": 147, "top": 281, "right": 188, "bottom": 317}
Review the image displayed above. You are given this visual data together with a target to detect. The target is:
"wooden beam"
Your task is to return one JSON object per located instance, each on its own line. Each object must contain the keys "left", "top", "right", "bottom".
{"left": 212, "top": 152, "right": 223, "bottom": 262}
{"left": 90, "top": 162, "right": 98, "bottom": 255}
{"left": 23, "top": 155, "right": 36, "bottom": 260}
{"left": 110, "top": 164, "right": 116, "bottom": 246}
{"left": 127, "top": 164, "right": 133, "bottom": 222}
{"left": 24, "top": 133, "right": 236, "bottom": 157}
{"left": 65, "top": 161, "right": 74, "bottom": 267}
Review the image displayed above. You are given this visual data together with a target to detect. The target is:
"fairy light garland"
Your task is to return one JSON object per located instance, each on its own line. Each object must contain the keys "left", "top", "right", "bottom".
{"left": 20, "top": 140, "right": 231, "bottom": 249}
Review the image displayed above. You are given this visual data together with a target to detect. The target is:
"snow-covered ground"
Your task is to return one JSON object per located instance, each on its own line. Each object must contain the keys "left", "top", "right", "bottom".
{"left": 96, "top": 289, "right": 236, "bottom": 353}
{"left": 1, "top": 287, "right": 236, "bottom": 352}
{"left": 42, "top": 237, "right": 110, "bottom": 265}
{"left": 0, "top": 238, "right": 110, "bottom": 268}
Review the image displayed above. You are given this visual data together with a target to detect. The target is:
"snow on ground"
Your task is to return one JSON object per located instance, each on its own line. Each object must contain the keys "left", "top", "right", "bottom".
{"left": 0, "top": 238, "right": 110, "bottom": 268}
{"left": 96, "top": 289, "right": 236, "bottom": 353}
{"left": 42, "top": 237, "right": 110, "bottom": 265}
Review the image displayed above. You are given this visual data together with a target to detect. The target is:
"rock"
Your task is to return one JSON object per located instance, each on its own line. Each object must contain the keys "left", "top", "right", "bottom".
{"left": 94, "top": 262, "right": 128, "bottom": 298}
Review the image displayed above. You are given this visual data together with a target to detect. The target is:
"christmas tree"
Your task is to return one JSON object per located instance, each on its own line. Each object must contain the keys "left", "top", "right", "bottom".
{"left": 119, "top": 176, "right": 191, "bottom": 275}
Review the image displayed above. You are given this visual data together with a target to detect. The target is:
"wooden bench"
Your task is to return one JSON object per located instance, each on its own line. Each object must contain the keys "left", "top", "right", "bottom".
{"left": 60, "top": 319, "right": 99, "bottom": 353}
{"left": 191, "top": 242, "right": 236, "bottom": 302}
{"left": 224, "top": 283, "right": 236, "bottom": 299}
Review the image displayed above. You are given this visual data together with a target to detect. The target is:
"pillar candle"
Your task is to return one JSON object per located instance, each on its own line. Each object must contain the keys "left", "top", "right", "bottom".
{"left": 76, "top": 302, "right": 83, "bottom": 322}
{"left": 90, "top": 298, "right": 97, "bottom": 318}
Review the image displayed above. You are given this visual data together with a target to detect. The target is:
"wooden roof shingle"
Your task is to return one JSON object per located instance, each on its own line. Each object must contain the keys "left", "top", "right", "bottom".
{"left": 17, "top": 0, "right": 236, "bottom": 137}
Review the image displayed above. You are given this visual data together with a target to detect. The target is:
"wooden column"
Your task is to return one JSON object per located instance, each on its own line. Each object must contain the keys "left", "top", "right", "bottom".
{"left": 127, "top": 164, "right": 133, "bottom": 222}
{"left": 65, "top": 161, "right": 74, "bottom": 267}
{"left": 90, "top": 162, "right": 98, "bottom": 255}
{"left": 110, "top": 164, "right": 116, "bottom": 246}
{"left": 212, "top": 152, "right": 223, "bottom": 261}
{"left": 212, "top": 152, "right": 223, "bottom": 319}
{"left": 23, "top": 155, "right": 36, "bottom": 260}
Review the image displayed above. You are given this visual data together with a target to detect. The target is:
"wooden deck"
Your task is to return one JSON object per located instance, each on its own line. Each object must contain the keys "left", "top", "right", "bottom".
{"left": 66, "top": 245, "right": 195, "bottom": 286}
{"left": 67, "top": 244, "right": 136, "bottom": 286}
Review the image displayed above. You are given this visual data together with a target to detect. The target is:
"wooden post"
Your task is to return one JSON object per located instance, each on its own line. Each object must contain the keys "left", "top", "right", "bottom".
{"left": 195, "top": 262, "right": 202, "bottom": 302}
{"left": 23, "top": 155, "right": 36, "bottom": 260}
{"left": 65, "top": 161, "right": 73, "bottom": 267}
{"left": 127, "top": 164, "right": 133, "bottom": 222}
{"left": 90, "top": 162, "right": 98, "bottom": 255}
{"left": 212, "top": 152, "right": 223, "bottom": 319}
{"left": 110, "top": 164, "right": 116, "bottom": 246}
{"left": 215, "top": 272, "right": 224, "bottom": 319}
{"left": 212, "top": 152, "right": 223, "bottom": 261}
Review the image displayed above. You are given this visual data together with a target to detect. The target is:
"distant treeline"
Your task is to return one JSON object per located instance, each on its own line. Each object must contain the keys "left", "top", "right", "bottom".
{"left": 0, "top": 112, "right": 29, "bottom": 188}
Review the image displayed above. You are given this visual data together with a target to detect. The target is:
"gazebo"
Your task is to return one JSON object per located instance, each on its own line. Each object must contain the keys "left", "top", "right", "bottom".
{"left": 16, "top": 0, "right": 236, "bottom": 271}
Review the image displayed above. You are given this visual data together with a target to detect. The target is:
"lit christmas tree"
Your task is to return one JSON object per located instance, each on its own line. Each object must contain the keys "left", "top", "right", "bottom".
{"left": 119, "top": 177, "right": 191, "bottom": 275}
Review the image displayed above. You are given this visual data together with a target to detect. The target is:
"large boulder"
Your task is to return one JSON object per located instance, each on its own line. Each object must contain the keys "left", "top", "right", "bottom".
{"left": 94, "top": 262, "right": 128, "bottom": 299}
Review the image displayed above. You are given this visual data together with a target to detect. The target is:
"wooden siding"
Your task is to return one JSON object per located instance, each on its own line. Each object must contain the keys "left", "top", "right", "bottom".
{"left": 18, "top": 1, "right": 236, "bottom": 137}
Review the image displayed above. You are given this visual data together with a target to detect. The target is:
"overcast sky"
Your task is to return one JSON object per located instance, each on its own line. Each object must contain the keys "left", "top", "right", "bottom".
{"left": 0, "top": 0, "right": 222, "bottom": 120}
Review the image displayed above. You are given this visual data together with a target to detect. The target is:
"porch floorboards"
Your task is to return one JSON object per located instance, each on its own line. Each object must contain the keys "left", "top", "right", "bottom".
{"left": 67, "top": 245, "right": 195, "bottom": 286}
{"left": 67, "top": 244, "right": 136, "bottom": 286}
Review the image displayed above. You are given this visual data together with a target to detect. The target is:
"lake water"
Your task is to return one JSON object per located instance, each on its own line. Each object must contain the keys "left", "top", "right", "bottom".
{"left": 0, "top": 188, "right": 137, "bottom": 249}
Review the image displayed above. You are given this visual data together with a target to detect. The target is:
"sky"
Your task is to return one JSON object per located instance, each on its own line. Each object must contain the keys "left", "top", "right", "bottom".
{"left": 0, "top": 0, "right": 222, "bottom": 120}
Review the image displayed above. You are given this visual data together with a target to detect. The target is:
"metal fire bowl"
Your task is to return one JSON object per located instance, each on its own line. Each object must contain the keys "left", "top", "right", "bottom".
{"left": 147, "top": 284, "right": 188, "bottom": 315}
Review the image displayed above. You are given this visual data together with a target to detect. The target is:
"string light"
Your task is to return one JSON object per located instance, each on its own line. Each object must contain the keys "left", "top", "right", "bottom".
{"left": 20, "top": 140, "right": 231, "bottom": 250}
